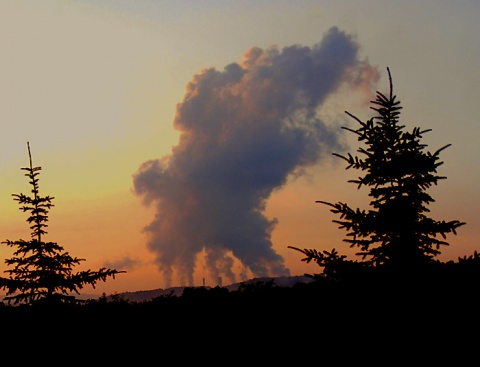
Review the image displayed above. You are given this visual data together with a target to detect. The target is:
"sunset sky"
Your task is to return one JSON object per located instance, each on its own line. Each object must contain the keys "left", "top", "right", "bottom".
{"left": 1, "top": 0, "right": 479, "bottom": 296}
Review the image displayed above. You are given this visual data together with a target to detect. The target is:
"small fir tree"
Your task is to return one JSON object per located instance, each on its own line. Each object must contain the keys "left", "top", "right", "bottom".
{"left": 0, "top": 142, "right": 125, "bottom": 305}
{"left": 289, "top": 67, "right": 465, "bottom": 280}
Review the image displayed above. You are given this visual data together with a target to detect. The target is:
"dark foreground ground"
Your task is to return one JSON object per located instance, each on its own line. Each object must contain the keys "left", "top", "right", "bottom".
{"left": 2, "top": 276, "right": 479, "bottom": 328}
{"left": 1, "top": 277, "right": 478, "bottom": 363}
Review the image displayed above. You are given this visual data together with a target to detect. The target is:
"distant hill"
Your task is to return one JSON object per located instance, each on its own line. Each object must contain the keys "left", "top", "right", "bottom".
{"left": 108, "top": 275, "right": 314, "bottom": 303}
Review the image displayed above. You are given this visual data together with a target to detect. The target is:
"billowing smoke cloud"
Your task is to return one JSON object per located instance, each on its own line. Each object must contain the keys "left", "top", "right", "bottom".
{"left": 133, "top": 27, "right": 378, "bottom": 288}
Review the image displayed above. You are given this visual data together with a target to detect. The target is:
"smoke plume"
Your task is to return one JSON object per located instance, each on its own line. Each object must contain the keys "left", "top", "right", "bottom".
{"left": 133, "top": 27, "right": 378, "bottom": 287}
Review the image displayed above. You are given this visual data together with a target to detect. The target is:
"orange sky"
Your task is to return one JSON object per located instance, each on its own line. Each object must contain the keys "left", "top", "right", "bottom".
{"left": 1, "top": 1, "right": 479, "bottom": 297}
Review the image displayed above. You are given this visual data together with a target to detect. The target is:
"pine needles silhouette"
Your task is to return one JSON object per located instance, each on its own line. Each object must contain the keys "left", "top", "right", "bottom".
{"left": 0, "top": 142, "right": 125, "bottom": 305}
{"left": 289, "top": 67, "right": 467, "bottom": 284}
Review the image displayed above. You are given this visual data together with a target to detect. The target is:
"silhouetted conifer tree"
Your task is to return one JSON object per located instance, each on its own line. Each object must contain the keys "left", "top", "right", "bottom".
{"left": 290, "top": 67, "right": 465, "bottom": 280}
{"left": 0, "top": 142, "right": 125, "bottom": 305}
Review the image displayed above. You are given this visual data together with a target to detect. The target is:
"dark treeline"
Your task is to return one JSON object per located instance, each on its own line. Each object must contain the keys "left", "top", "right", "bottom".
{"left": 1, "top": 273, "right": 478, "bottom": 333}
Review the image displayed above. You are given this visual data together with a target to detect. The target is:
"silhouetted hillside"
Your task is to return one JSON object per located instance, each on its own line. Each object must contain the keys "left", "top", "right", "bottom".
{"left": 108, "top": 275, "right": 314, "bottom": 303}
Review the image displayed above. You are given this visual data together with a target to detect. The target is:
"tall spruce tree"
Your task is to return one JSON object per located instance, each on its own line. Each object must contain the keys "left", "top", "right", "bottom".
{"left": 0, "top": 142, "right": 125, "bottom": 305}
{"left": 289, "top": 68, "right": 465, "bottom": 280}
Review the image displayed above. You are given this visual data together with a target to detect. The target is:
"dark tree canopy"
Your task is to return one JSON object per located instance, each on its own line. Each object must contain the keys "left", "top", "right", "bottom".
{"left": 0, "top": 142, "right": 125, "bottom": 305}
{"left": 290, "top": 67, "right": 466, "bottom": 280}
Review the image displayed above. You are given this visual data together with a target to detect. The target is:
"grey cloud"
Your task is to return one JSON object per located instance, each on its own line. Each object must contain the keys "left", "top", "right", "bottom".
{"left": 133, "top": 26, "right": 378, "bottom": 288}
{"left": 103, "top": 256, "right": 142, "bottom": 271}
